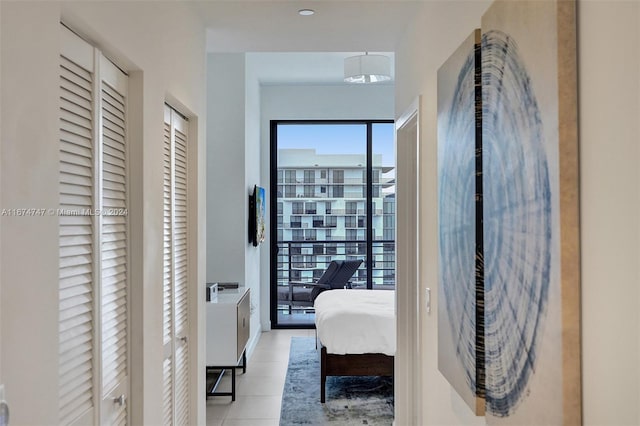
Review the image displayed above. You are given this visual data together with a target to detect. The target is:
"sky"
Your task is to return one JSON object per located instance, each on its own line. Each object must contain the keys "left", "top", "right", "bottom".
{"left": 276, "top": 123, "right": 395, "bottom": 167}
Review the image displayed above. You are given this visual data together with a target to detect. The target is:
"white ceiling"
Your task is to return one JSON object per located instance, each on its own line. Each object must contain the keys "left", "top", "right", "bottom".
{"left": 197, "top": 1, "right": 423, "bottom": 53}
{"left": 195, "top": 1, "right": 422, "bottom": 85}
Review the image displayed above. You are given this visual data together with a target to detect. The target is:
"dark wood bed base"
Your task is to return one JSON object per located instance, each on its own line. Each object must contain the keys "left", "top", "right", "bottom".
{"left": 320, "top": 345, "right": 394, "bottom": 403}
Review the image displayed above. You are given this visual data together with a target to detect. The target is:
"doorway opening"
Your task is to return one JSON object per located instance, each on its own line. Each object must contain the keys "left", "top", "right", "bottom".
{"left": 270, "top": 120, "right": 396, "bottom": 328}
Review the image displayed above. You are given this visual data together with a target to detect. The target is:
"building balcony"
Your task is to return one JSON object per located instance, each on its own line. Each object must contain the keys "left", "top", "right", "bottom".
{"left": 275, "top": 239, "right": 396, "bottom": 292}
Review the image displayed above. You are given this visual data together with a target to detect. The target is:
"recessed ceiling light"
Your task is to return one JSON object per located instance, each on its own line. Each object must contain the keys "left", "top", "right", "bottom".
{"left": 298, "top": 9, "right": 315, "bottom": 16}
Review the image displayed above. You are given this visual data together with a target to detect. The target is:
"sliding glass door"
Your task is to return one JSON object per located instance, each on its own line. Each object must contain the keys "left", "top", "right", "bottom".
{"left": 270, "top": 120, "right": 395, "bottom": 327}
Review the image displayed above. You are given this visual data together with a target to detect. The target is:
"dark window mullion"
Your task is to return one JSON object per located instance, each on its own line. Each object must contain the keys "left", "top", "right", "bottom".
{"left": 366, "top": 123, "right": 373, "bottom": 290}
{"left": 270, "top": 121, "right": 279, "bottom": 327}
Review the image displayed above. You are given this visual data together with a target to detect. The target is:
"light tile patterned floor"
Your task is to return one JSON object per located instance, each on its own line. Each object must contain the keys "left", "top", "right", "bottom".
{"left": 206, "top": 329, "right": 314, "bottom": 426}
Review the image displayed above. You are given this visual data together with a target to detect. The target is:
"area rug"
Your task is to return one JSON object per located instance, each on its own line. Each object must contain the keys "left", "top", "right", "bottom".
{"left": 280, "top": 337, "right": 394, "bottom": 426}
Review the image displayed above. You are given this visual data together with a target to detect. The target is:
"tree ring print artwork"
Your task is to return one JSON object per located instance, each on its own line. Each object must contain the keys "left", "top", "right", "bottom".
{"left": 437, "top": 30, "right": 484, "bottom": 415}
{"left": 438, "top": 45, "right": 478, "bottom": 385}
{"left": 482, "top": 29, "right": 551, "bottom": 417}
{"left": 438, "top": 1, "right": 580, "bottom": 423}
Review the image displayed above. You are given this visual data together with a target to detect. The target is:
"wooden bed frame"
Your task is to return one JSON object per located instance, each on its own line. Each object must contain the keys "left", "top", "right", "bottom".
{"left": 320, "top": 345, "right": 394, "bottom": 403}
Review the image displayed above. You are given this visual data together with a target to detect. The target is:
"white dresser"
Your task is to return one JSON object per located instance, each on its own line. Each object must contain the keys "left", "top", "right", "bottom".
{"left": 206, "top": 287, "right": 250, "bottom": 366}
{"left": 205, "top": 287, "right": 250, "bottom": 401}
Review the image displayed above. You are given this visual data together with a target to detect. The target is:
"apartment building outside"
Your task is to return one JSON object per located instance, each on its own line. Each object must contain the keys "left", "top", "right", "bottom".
{"left": 275, "top": 148, "right": 396, "bottom": 298}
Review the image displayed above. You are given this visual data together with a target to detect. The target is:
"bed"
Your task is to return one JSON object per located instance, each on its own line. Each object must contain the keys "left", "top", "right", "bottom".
{"left": 314, "top": 289, "right": 395, "bottom": 403}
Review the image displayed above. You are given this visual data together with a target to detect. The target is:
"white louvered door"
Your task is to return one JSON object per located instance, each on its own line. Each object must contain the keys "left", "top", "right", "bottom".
{"left": 162, "top": 111, "right": 174, "bottom": 426}
{"left": 162, "top": 105, "right": 190, "bottom": 425}
{"left": 173, "top": 109, "right": 190, "bottom": 426}
{"left": 59, "top": 27, "right": 96, "bottom": 426}
{"left": 59, "top": 25, "right": 129, "bottom": 426}
{"left": 99, "top": 56, "right": 129, "bottom": 426}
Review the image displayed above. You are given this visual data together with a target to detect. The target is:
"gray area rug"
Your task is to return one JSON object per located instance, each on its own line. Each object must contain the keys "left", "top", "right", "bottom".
{"left": 280, "top": 337, "right": 394, "bottom": 426}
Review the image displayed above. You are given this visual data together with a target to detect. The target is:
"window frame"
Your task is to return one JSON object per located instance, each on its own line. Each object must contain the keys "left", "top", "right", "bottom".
{"left": 269, "top": 119, "right": 395, "bottom": 328}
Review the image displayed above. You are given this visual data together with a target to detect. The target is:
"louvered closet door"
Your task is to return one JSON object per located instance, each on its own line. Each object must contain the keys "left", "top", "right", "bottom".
{"left": 59, "top": 25, "right": 96, "bottom": 426}
{"left": 162, "top": 105, "right": 190, "bottom": 426}
{"left": 173, "top": 111, "right": 189, "bottom": 426}
{"left": 162, "top": 108, "right": 174, "bottom": 426}
{"left": 99, "top": 55, "right": 129, "bottom": 426}
{"left": 59, "top": 25, "right": 130, "bottom": 426}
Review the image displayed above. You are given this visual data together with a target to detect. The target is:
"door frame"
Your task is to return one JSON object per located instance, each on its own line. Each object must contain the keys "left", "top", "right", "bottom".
{"left": 394, "top": 96, "right": 422, "bottom": 426}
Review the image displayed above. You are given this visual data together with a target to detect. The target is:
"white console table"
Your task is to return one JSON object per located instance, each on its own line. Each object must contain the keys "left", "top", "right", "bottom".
{"left": 205, "top": 287, "right": 250, "bottom": 401}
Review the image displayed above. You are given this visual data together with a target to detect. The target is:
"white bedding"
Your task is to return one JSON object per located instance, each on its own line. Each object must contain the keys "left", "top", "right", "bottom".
{"left": 314, "top": 289, "right": 396, "bottom": 356}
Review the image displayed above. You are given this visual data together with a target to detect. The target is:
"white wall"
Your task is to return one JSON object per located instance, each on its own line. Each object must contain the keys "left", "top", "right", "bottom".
{"left": 395, "top": 0, "right": 640, "bottom": 424}
{"left": 245, "top": 58, "right": 264, "bottom": 341}
{"left": 206, "top": 53, "right": 264, "bottom": 353}
{"left": 258, "top": 83, "right": 395, "bottom": 329}
{"left": 0, "top": 0, "right": 3, "bottom": 391}
{"left": 260, "top": 84, "right": 395, "bottom": 122}
{"left": 578, "top": 2, "right": 639, "bottom": 424}
{"left": 396, "top": 2, "right": 491, "bottom": 424}
{"left": 1, "top": 5, "right": 60, "bottom": 423}
{"left": 207, "top": 53, "right": 247, "bottom": 286}
{"left": 0, "top": 2, "right": 207, "bottom": 424}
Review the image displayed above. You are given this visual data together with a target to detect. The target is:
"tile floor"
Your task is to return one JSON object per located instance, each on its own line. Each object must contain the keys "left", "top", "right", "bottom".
{"left": 206, "top": 328, "right": 314, "bottom": 426}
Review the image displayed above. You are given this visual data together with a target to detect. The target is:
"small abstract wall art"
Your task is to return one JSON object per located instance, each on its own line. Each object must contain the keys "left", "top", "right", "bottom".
{"left": 437, "top": 29, "right": 485, "bottom": 415}
{"left": 436, "top": 0, "right": 580, "bottom": 424}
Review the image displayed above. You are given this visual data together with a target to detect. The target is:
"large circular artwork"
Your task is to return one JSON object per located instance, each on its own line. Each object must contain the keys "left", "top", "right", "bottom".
{"left": 482, "top": 29, "right": 551, "bottom": 417}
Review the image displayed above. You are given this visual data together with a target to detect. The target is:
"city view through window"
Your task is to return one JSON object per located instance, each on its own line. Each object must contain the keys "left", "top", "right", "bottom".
{"left": 271, "top": 121, "right": 395, "bottom": 326}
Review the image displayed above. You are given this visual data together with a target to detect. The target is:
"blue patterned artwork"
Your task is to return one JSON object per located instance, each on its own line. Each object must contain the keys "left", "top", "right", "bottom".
{"left": 482, "top": 28, "right": 551, "bottom": 417}
{"left": 437, "top": 29, "right": 485, "bottom": 415}
{"left": 481, "top": 0, "right": 581, "bottom": 424}
{"left": 436, "top": 1, "right": 580, "bottom": 423}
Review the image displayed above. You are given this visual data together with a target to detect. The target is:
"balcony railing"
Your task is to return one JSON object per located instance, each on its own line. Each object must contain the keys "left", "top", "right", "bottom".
{"left": 275, "top": 239, "right": 396, "bottom": 298}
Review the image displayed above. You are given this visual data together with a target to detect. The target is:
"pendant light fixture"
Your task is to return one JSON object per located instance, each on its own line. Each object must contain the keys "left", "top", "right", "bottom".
{"left": 344, "top": 52, "right": 391, "bottom": 83}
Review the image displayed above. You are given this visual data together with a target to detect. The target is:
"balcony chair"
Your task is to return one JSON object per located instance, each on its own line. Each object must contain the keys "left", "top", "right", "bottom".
{"left": 278, "top": 259, "right": 363, "bottom": 311}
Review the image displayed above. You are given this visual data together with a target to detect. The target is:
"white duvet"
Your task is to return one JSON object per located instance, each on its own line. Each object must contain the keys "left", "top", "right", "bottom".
{"left": 314, "top": 289, "right": 396, "bottom": 356}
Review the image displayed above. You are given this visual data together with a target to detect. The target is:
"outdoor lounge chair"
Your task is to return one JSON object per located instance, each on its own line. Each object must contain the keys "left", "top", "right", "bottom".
{"left": 277, "top": 259, "right": 363, "bottom": 310}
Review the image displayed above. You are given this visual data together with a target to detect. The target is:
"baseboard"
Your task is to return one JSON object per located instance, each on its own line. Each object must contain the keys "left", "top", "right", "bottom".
{"left": 246, "top": 323, "right": 263, "bottom": 361}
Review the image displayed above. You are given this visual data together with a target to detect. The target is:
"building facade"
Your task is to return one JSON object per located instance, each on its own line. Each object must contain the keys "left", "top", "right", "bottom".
{"left": 275, "top": 149, "right": 395, "bottom": 290}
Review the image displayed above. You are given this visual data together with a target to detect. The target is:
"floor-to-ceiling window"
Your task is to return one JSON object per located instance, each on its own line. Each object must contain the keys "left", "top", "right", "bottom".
{"left": 270, "top": 121, "right": 395, "bottom": 327}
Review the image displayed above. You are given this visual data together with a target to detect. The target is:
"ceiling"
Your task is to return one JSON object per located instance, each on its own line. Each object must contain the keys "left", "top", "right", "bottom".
{"left": 197, "top": 1, "right": 423, "bottom": 53}
{"left": 194, "top": 1, "right": 423, "bottom": 85}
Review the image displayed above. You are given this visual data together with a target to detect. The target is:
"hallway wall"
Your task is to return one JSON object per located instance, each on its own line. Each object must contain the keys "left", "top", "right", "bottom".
{"left": 206, "top": 52, "right": 265, "bottom": 353}
{"left": 395, "top": 0, "right": 640, "bottom": 424}
{"left": 0, "top": 2, "right": 207, "bottom": 424}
